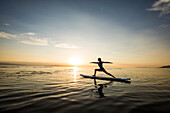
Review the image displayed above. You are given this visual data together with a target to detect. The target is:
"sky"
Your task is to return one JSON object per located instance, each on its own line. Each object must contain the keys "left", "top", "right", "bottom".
{"left": 0, "top": 0, "right": 170, "bottom": 67}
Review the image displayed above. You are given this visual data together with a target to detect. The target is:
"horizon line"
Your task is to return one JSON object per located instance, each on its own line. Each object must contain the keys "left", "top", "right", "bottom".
{"left": 0, "top": 61, "right": 167, "bottom": 68}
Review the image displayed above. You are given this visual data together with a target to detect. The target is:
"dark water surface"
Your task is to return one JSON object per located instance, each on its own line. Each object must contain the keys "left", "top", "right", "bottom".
{"left": 0, "top": 65, "right": 170, "bottom": 113}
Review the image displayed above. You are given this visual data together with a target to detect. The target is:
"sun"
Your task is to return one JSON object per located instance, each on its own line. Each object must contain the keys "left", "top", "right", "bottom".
{"left": 68, "top": 57, "right": 82, "bottom": 65}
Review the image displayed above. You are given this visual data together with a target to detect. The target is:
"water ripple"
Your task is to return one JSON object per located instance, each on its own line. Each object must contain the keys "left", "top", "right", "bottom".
{"left": 0, "top": 67, "right": 170, "bottom": 113}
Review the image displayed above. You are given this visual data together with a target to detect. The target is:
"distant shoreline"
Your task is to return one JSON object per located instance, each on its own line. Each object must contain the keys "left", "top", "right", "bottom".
{"left": 0, "top": 62, "right": 72, "bottom": 67}
{"left": 0, "top": 62, "right": 86, "bottom": 67}
{"left": 159, "top": 65, "right": 170, "bottom": 68}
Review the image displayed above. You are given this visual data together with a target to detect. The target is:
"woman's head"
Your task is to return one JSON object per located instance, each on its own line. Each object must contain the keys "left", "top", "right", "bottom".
{"left": 98, "top": 58, "right": 102, "bottom": 62}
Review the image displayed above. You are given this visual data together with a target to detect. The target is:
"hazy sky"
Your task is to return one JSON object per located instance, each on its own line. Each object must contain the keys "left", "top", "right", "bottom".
{"left": 0, "top": 0, "right": 170, "bottom": 67}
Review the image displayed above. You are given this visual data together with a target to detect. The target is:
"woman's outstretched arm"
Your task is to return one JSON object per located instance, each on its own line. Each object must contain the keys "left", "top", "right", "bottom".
{"left": 102, "top": 61, "right": 112, "bottom": 64}
{"left": 90, "top": 62, "right": 98, "bottom": 64}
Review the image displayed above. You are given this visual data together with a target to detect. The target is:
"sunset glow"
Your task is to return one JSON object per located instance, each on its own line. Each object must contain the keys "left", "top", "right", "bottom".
{"left": 0, "top": 0, "right": 169, "bottom": 67}
{"left": 68, "top": 57, "right": 83, "bottom": 66}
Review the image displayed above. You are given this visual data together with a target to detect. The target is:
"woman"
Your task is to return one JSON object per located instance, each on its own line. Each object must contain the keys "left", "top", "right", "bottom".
{"left": 91, "top": 58, "right": 115, "bottom": 78}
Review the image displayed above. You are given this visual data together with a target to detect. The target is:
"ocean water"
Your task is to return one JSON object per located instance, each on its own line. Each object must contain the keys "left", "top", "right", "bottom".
{"left": 0, "top": 65, "right": 170, "bottom": 113}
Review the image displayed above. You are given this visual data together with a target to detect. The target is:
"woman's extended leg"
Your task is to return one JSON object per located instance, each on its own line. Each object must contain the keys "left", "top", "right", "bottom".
{"left": 103, "top": 69, "right": 115, "bottom": 78}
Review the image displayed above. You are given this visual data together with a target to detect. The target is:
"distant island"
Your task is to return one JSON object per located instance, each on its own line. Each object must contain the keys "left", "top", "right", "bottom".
{"left": 159, "top": 65, "right": 170, "bottom": 68}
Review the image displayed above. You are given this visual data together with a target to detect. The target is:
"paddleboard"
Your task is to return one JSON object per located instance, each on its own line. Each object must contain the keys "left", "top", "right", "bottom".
{"left": 80, "top": 74, "right": 130, "bottom": 81}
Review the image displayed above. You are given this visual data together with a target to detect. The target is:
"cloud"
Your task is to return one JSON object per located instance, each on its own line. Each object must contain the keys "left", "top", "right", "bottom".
{"left": 159, "top": 24, "right": 170, "bottom": 28}
{"left": 21, "top": 32, "right": 35, "bottom": 36}
{"left": 20, "top": 37, "right": 49, "bottom": 46}
{"left": 4, "top": 23, "right": 10, "bottom": 26}
{"left": 0, "top": 31, "right": 79, "bottom": 48}
{"left": 0, "top": 32, "right": 17, "bottom": 39}
{"left": 147, "top": 0, "right": 170, "bottom": 16}
{"left": 54, "top": 43, "right": 78, "bottom": 49}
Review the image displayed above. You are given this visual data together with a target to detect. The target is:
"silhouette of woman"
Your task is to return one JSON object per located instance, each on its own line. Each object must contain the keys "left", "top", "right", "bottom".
{"left": 91, "top": 58, "right": 115, "bottom": 78}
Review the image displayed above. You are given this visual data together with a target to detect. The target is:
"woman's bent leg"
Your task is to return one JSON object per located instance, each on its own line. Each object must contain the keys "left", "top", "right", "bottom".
{"left": 94, "top": 69, "right": 101, "bottom": 76}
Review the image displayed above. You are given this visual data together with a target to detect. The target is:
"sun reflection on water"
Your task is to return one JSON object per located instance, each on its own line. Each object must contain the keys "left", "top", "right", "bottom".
{"left": 73, "top": 66, "right": 78, "bottom": 82}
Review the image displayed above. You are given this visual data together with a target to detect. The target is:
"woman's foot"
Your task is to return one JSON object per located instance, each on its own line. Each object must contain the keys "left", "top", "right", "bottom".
{"left": 112, "top": 75, "right": 116, "bottom": 78}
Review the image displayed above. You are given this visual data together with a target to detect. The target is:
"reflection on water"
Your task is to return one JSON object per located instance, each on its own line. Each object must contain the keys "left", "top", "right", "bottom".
{"left": 92, "top": 78, "right": 130, "bottom": 98}
{"left": 73, "top": 67, "right": 78, "bottom": 82}
{"left": 0, "top": 66, "right": 170, "bottom": 113}
{"left": 93, "top": 79, "right": 113, "bottom": 98}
